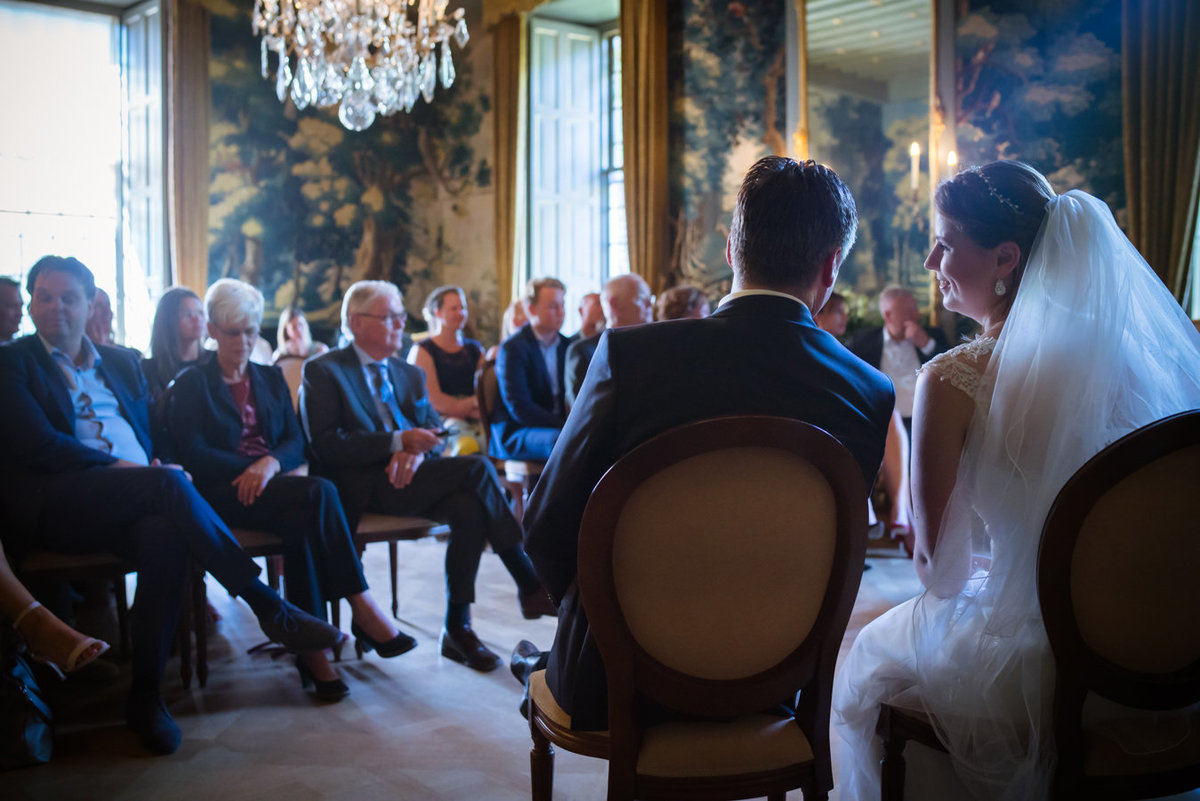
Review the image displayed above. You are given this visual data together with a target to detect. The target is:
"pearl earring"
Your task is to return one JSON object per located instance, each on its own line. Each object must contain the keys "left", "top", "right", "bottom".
{"left": 994, "top": 278, "right": 1007, "bottom": 296}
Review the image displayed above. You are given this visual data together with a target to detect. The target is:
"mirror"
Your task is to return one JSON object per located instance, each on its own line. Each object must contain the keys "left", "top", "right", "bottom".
{"left": 800, "top": 0, "right": 934, "bottom": 309}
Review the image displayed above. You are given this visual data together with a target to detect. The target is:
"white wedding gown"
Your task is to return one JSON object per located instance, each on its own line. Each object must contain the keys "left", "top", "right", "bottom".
{"left": 832, "top": 190, "right": 1200, "bottom": 801}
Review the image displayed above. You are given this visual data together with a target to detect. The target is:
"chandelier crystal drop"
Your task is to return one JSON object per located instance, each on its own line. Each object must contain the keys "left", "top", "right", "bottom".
{"left": 253, "top": 0, "right": 470, "bottom": 132}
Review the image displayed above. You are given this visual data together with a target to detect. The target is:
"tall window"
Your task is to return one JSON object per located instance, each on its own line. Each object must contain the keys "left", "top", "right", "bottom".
{"left": 0, "top": 0, "right": 163, "bottom": 350}
{"left": 602, "top": 29, "right": 628, "bottom": 279}
{"left": 527, "top": 12, "right": 627, "bottom": 332}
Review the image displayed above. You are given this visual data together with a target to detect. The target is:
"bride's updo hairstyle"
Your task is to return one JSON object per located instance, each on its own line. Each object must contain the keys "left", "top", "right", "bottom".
{"left": 934, "top": 160, "right": 1056, "bottom": 300}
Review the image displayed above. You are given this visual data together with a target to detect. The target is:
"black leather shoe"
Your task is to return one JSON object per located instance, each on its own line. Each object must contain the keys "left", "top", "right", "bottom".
{"left": 440, "top": 625, "right": 500, "bottom": 672}
{"left": 126, "top": 690, "right": 181, "bottom": 755}
{"left": 510, "top": 639, "right": 544, "bottom": 686}
{"left": 518, "top": 588, "right": 557, "bottom": 619}
{"left": 350, "top": 621, "right": 417, "bottom": 660}
{"left": 296, "top": 657, "right": 350, "bottom": 702}
{"left": 257, "top": 599, "right": 345, "bottom": 653}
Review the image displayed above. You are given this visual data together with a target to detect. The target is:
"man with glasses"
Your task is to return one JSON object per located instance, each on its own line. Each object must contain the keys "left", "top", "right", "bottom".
{"left": 300, "top": 280, "right": 555, "bottom": 674}
{"left": 0, "top": 256, "right": 343, "bottom": 756}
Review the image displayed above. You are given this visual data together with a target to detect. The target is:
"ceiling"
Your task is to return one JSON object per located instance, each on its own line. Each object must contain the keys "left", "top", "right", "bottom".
{"left": 806, "top": 0, "right": 931, "bottom": 99}
{"left": 533, "top": 0, "right": 618, "bottom": 26}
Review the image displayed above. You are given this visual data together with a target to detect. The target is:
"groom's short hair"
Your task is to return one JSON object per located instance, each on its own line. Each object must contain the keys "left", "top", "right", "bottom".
{"left": 728, "top": 157, "right": 857, "bottom": 291}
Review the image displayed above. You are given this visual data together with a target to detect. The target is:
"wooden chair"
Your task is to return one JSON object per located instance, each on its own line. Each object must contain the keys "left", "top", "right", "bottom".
{"left": 182, "top": 513, "right": 451, "bottom": 681}
{"left": 474, "top": 358, "right": 544, "bottom": 519}
{"left": 16, "top": 551, "right": 134, "bottom": 662}
{"left": 16, "top": 550, "right": 210, "bottom": 688}
{"left": 273, "top": 354, "right": 306, "bottom": 410}
{"left": 876, "top": 409, "right": 1200, "bottom": 800}
{"left": 527, "top": 415, "right": 867, "bottom": 801}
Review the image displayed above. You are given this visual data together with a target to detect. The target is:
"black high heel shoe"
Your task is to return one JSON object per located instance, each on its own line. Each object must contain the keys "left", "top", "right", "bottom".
{"left": 350, "top": 621, "right": 418, "bottom": 660}
{"left": 296, "top": 657, "right": 349, "bottom": 702}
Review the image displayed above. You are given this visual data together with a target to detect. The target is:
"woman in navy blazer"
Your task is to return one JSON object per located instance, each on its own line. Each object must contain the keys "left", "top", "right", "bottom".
{"left": 168, "top": 279, "right": 415, "bottom": 701}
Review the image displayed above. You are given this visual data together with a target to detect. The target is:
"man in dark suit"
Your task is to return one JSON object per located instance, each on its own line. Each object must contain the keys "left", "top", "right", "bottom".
{"left": 564, "top": 273, "right": 654, "bottom": 409}
{"left": 848, "top": 284, "right": 948, "bottom": 430}
{"left": 516, "top": 157, "right": 895, "bottom": 731}
{"left": 300, "top": 280, "right": 555, "bottom": 674}
{"left": 0, "top": 257, "right": 341, "bottom": 755}
{"left": 491, "top": 278, "right": 570, "bottom": 460}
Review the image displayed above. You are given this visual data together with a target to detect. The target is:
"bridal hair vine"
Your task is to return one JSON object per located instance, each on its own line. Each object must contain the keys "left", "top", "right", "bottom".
{"left": 971, "top": 168, "right": 1023, "bottom": 216}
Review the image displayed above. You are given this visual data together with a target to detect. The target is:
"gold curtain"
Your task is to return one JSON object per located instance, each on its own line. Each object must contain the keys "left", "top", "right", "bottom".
{"left": 1123, "top": 0, "right": 1200, "bottom": 302}
{"left": 492, "top": 12, "right": 529, "bottom": 310}
{"left": 620, "top": 0, "right": 670, "bottom": 292}
{"left": 166, "top": 0, "right": 212, "bottom": 295}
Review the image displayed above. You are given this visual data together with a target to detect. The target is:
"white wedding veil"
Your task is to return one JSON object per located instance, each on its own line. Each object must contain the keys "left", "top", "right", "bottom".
{"left": 909, "top": 188, "right": 1200, "bottom": 799}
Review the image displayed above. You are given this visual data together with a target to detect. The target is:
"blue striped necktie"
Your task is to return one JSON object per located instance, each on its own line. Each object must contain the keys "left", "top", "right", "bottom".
{"left": 369, "top": 362, "right": 408, "bottom": 432}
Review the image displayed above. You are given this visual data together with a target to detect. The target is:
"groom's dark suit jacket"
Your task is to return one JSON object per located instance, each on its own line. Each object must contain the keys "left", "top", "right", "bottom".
{"left": 0, "top": 334, "right": 156, "bottom": 547}
{"left": 299, "top": 344, "right": 441, "bottom": 522}
{"left": 524, "top": 294, "right": 895, "bottom": 730}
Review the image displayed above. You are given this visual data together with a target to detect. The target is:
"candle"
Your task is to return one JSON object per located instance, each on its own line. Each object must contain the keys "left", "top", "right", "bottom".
{"left": 947, "top": 149, "right": 958, "bottom": 174}
{"left": 909, "top": 142, "right": 920, "bottom": 191}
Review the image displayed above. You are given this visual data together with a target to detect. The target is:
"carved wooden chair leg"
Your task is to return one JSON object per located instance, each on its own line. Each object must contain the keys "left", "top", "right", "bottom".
{"left": 177, "top": 572, "right": 194, "bottom": 689}
{"left": 388, "top": 541, "right": 399, "bottom": 618}
{"left": 880, "top": 731, "right": 907, "bottom": 801}
{"left": 193, "top": 569, "right": 208, "bottom": 687}
{"left": 530, "top": 724, "right": 555, "bottom": 801}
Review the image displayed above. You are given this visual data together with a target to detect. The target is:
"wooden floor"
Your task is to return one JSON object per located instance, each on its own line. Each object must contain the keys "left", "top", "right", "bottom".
{"left": 7, "top": 534, "right": 921, "bottom": 801}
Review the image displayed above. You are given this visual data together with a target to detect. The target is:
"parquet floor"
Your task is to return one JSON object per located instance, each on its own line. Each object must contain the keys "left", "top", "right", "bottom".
{"left": 7, "top": 533, "right": 921, "bottom": 801}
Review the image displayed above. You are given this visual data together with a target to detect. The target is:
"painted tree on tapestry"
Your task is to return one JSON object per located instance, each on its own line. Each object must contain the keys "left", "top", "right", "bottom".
{"left": 666, "top": 0, "right": 787, "bottom": 296}
{"left": 208, "top": 0, "right": 491, "bottom": 334}
{"left": 956, "top": 0, "right": 1124, "bottom": 219}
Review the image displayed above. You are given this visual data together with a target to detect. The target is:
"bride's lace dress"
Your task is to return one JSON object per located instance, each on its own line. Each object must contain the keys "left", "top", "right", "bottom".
{"left": 832, "top": 190, "right": 1200, "bottom": 801}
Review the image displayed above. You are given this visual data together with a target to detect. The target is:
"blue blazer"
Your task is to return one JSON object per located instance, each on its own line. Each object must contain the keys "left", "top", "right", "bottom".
{"left": 492, "top": 323, "right": 570, "bottom": 455}
{"left": 524, "top": 294, "right": 896, "bottom": 730}
{"left": 167, "top": 358, "right": 306, "bottom": 488}
{"left": 299, "top": 345, "right": 441, "bottom": 519}
{"left": 0, "top": 335, "right": 156, "bottom": 544}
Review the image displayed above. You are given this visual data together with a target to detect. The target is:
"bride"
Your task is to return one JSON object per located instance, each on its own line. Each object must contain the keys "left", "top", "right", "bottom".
{"left": 832, "top": 160, "right": 1200, "bottom": 800}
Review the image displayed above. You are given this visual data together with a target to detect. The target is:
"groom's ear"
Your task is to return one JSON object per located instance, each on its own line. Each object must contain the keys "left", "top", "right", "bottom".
{"left": 995, "top": 241, "right": 1021, "bottom": 278}
{"left": 819, "top": 247, "right": 843, "bottom": 289}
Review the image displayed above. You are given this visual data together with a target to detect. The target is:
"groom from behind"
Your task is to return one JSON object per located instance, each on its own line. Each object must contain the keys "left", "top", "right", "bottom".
{"left": 517, "top": 156, "right": 896, "bottom": 730}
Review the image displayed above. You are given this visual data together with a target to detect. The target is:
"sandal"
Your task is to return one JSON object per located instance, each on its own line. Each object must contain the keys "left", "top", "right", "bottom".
{"left": 13, "top": 601, "right": 110, "bottom": 677}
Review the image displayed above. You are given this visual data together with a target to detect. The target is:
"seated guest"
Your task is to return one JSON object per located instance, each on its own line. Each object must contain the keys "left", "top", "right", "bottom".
{"left": 169, "top": 279, "right": 413, "bottom": 701}
{"left": 514, "top": 158, "right": 894, "bottom": 731}
{"left": 86, "top": 287, "right": 115, "bottom": 345}
{"left": 300, "top": 280, "right": 556, "bottom": 673}
{"left": 573, "top": 292, "right": 605, "bottom": 340}
{"left": 565, "top": 274, "right": 653, "bottom": 408}
{"left": 0, "top": 276, "right": 23, "bottom": 342}
{"left": 0, "top": 256, "right": 342, "bottom": 755}
{"left": 814, "top": 290, "right": 849, "bottom": 339}
{"left": 492, "top": 278, "right": 569, "bottom": 460}
{"left": 408, "top": 285, "right": 485, "bottom": 455}
{"left": 144, "top": 287, "right": 210, "bottom": 447}
{"left": 3, "top": 538, "right": 109, "bottom": 675}
{"left": 501, "top": 297, "right": 527, "bottom": 341}
{"left": 848, "top": 284, "right": 948, "bottom": 431}
{"left": 273, "top": 306, "right": 329, "bottom": 362}
{"left": 485, "top": 298, "right": 529, "bottom": 362}
{"left": 654, "top": 284, "right": 710, "bottom": 321}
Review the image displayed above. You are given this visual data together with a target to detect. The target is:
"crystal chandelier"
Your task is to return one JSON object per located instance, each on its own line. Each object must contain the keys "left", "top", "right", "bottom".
{"left": 252, "top": 0, "right": 470, "bottom": 132}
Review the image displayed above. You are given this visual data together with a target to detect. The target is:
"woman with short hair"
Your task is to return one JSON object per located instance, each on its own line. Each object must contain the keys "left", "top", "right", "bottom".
{"left": 168, "top": 279, "right": 413, "bottom": 701}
